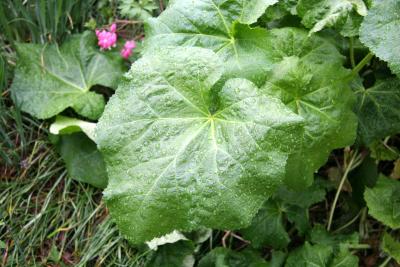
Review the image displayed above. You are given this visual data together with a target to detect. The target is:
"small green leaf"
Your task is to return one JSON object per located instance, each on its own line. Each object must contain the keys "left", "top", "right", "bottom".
{"left": 309, "top": 225, "right": 359, "bottom": 249}
{"left": 58, "top": 132, "right": 108, "bottom": 189}
{"left": 145, "top": 241, "right": 195, "bottom": 267}
{"left": 10, "top": 32, "right": 125, "bottom": 119}
{"left": 354, "top": 79, "right": 400, "bottom": 145}
{"left": 241, "top": 199, "right": 290, "bottom": 249}
{"left": 297, "top": 0, "right": 367, "bottom": 35}
{"left": 382, "top": 233, "right": 400, "bottom": 264}
{"left": 198, "top": 247, "right": 269, "bottom": 267}
{"left": 364, "top": 175, "right": 400, "bottom": 229}
{"left": 360, "top": 0, "right": 400, "bottom": 77}
{"left": 369, "top": 141, "right": 400, "bottom": 161}
{"left": 330, "top": 246, "right": 359, "bottom": 267}
{"left": 0, "top": 240, "right": 6, "bottom": 249}
{"left": 96, "top": 46, "right": 304, "bottom": 244}
{"left": 49, "top": 115, "right": 97, "bottom": 141}
{"left": 285, "top": 242, "right": 333, "bottom": 267}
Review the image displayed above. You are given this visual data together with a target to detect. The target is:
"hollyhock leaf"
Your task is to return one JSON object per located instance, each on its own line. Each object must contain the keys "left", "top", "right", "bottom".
{"left": 95, "top": 46, "right": 304, "bottom": 243}
{"left": 360, "top": 0, "right": 400, "bottom": 77}
{"left": 10, "top": 31, "right": 125, "bottom": 119}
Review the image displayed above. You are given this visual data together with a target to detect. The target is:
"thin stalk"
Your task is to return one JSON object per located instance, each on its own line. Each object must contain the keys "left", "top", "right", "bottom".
{"left": 351, "top": 52, "right": 374, "bottom": 77}
{"left": 379, "top": 257, "right": 392, "bottom": 267}
{"left": 327, "top": 150, "right": 362, "bottom": 231}
{"left": 333, "top": 209, "right": 362, "bottom": 233}
{"left": 349, "top": 37, "right": 356, "bottom": 68}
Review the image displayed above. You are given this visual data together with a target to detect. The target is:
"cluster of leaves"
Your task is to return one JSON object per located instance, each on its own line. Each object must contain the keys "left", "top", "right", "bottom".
{"left": 7, "top": 0, "right": 400, "bottom": 266}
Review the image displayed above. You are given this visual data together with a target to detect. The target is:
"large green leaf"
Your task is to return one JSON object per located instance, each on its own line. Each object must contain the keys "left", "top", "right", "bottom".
{"left": 364, "top": 175, "right": 400, "bottom": 229}
{"left": 96, "top": 47, "right": 304, "bottom": 243}
{"left": 261, "top": 29, "right": 357, "bottom": 182}
{"left": 297, "top": 0, "right": 367, "bottom": 35}
{"left": 354, "top": 79, "right": 400, "bottom": 145}
{"left": 145, "top": 0, "right": 278, "bottom": 86}
{"left": 360, "top": 0, "right": 400, "bottom": 77}
{"left": 10, "top": 31, "right": 125, "bottom": 119}
{"left": 58, "top": 132, "right": 108, "bottom": 189}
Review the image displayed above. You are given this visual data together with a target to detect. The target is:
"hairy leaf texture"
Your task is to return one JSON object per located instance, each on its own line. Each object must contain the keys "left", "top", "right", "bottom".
{"left": 11, "top": 32, "right": 125, "bottom": 119}
{"left": 360, "top": 0, "right": 400, "bottom": 77}
{"left": 95, "top": 47, "right": 304, "bottom": 243}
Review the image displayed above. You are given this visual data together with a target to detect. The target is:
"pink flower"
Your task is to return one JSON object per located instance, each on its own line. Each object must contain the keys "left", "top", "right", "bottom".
{"left": 109, "top": 23, "right": 117, "bottom": 33}
{"left": 120, "top": 40, "right": 136, "bottom": 59}
{"left": 95, "top": 23, "right": 117, "bottom": 50}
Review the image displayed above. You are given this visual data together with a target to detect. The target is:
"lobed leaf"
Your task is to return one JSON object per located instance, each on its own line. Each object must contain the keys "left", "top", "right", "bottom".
{"left": 364, "top": 175, "right": 400, "bottom": 229}
{"left": 95, "top": 46, "right": 304, "bottom": 243}
{"left": 354, "top": 79, "right": 400, "bottom": 145}
{"left": 10, "top": 32, "right": 125, "bottom": 119}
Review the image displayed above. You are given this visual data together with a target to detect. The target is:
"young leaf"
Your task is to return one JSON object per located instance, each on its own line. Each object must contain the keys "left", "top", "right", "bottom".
{"left": 96, "top": 47, "right": 304, "bottom": 244}
{"left": 382, "top": 233, "right": 400, "bottom": 264}
{"left": 364, "top": 175, "right": 400, "bottom": 229}
{"left": 285, "top": 242, "right": 333, "bottom": 267}
{"left": 354, "top": 79, "right": 400, "bottom": 145}
{"left": 198, "top": 247, "right": 271, "bottom": 267}
{"left": 360, "top": 0, "right": 400, "bottom": 77}
{"left": 49, "top": 115, "right": 97, "bottom": 141}
{"left": 240, "top": 199, "right": 291, "bottom": 249}
{"left": 10, "top": 32, "right": 125, "bottom": 119}
{"left": 58, "top": 133, "right": 108, "bottom": 189}
{"left": 297, "top": 0, "right": 367, "bottom": 35}
{"left": 145, "top": 0, "right": 277, "bottom": 86}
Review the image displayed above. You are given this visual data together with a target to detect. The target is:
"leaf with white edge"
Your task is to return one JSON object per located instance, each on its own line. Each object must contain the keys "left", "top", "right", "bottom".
{"left": 95, "top": 46, "right": 304, "bottom": 244}
{"left": 382, "top": 233, "right": 400, "bottom": 263}
{"left": 354, "top": 79, "right": 400, "bottom": 145}
{"left": 146, "top": 230, "right": 187, "bottom": 250}
{"left": 145, "top": 0, "right": 278, "bottom": 86}
{"left": 241, "top": 199, "right": 290, "bottom": 249}
{"left": 365, "top": 175, "right": 400, "bottom": 229}
{"left": 58, "top": 133, "right": 108, "bottom": 189}
{"left": 297, "top": 0, "right": 367, "bottom": 35}
{"left": 198, "top": 247, "right": 270, "bottom": 267}
{"left": 145, "top": 240, "right": 195, "bottom": 267}
{"left": 10, "top": 31, "right": 125, "bottom": 119}
{"left": 360, "top": 0, "right": 400, "bottom": 77}
{"left": 261, "top": 29, "right": 357, "bottom": 184}
{"left": 50, "top": 115, "right": 96, "bottom": 141}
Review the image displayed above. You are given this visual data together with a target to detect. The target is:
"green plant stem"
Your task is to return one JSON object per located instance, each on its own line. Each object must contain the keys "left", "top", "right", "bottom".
{"left": 327, "top": 151, "right": 361, "bottom": 231}
{"left": 349, "top": 37, "right": 356, "bottom": 68}
{"left": 379, "top": 257, "right": 392, "bottom": 267}
{"left": 351, "top": 52, "right": 374, "bottom": 77}
{"left": 347, "top": 244, "right": 371, "bottom": 249}
{"left": 333, "top": 209, "right": 363, "bottom": 233}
